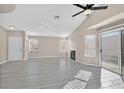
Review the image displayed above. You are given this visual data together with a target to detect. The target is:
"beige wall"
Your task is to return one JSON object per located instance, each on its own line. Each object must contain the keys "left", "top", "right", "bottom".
{"left": 0, "top": 26, "right": 67, "bottom": 61}
{"left": 68, "top": 29, "right": 99, "bottom": 65}
{"left": 68, "top": 4, "right": 124, "bottom": 65}
{"left": 0, "top": 26, "right": 8, "bottom": 62}
{"left": 28, "top": 36, "right": 67, "bottom": 57}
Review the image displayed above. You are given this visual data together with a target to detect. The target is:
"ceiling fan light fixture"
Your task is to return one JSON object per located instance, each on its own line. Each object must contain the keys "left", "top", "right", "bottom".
{"left": 84, "top": 9, "right": 91, "bottom": 15}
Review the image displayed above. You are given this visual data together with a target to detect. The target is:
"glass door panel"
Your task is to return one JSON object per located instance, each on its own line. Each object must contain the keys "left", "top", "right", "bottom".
{"left": 122, "top": 30, "right": 124, "bottom": 75}
{"left": 101, "top": 31, "right": 121, "bottom": 74}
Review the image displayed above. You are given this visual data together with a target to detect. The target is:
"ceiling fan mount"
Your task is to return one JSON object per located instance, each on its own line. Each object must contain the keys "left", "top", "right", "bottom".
{"left": 72, "top": 4, "right": 108, "bottom": 17}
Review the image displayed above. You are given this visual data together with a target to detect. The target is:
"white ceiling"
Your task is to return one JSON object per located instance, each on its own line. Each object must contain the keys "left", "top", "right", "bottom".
{"left": 0, "top": 4, "right": 87, "bottom": 37}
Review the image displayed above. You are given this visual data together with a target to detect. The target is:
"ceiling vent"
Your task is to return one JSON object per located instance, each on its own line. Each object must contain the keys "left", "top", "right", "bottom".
{"left": 54, "top": 15, "right": 60, "bottom": 20}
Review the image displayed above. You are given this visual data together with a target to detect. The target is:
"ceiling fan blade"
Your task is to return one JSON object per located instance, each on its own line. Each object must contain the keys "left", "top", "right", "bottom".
{"left": 91, "top": 6, "right": 108, "bottom": 10}
{"left": 72, "top": 10, "right": 84, "bottom": 17}
{"left": 86, "top": 4, "right": 95, "bottom": 9}
{"left": 73, "top": 4, "right": 86, "bottom": 9}
{"left": 88, "top": 4, "right": 95, "bottom": 8}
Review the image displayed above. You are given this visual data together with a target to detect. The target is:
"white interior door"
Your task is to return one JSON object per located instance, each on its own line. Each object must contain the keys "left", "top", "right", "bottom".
{"left": 8, "top": 37, "right": 23, "bottom": 61}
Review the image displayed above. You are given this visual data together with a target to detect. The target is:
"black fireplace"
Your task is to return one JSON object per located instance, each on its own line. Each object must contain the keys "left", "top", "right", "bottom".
{"left": 70, "top": 50, "right": 76, "bottom": 60}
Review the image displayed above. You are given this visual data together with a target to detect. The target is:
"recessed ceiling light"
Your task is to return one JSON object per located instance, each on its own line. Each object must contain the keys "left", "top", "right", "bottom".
{"left": 9, "top": 25, "right": 16, "bottom": 29}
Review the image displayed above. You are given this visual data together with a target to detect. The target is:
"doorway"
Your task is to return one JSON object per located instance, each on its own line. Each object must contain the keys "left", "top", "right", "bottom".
{"left": 8, "top": 37, "right": 23, "bottom": 61}
{"left": 99, "top": 29, "right": 121, "bottom": 74}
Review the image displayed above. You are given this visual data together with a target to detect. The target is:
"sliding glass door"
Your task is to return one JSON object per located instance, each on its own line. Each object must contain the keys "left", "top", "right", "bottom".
{"left": 122, "top": 30, "right": 124, "bottom": 75}
{"left": 100, "top": 30, "right": 121, "bottom": 74}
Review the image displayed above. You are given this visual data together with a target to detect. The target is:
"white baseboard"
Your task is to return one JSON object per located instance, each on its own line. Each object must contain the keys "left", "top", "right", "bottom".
{"left": 76, "top": 60, "right": 100, "bottom": 67}
{"left": 28, "top": 56, "right": 66, "bottom": 59}
{"left": 0, "top": 60, "right": 8, "bottom": 64}
{"left": 8, "top": 59, "right": 24, "bottom": 62}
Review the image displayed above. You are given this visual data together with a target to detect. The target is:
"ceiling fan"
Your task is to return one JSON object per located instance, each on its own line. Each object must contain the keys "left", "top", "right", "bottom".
{"left": 72, "top": 4, "right": 108, "bottom": 17}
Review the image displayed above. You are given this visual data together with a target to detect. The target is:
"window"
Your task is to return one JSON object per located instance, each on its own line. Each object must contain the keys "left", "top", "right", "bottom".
{"left": 85, "top": 35, "right": 96, "bottom": 57}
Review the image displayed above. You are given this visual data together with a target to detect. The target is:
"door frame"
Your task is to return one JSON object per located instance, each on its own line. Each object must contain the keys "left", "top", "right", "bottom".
{"left": 98, "top": 27, "right": 122, "bottom": 74}
{"left": 8, "top": 36, "right": 23, "bottom": 61}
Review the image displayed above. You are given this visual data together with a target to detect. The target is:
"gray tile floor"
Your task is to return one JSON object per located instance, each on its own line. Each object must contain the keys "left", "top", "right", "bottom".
{"left": 101, "top": 69, "right": 124, "bottom": 89}
{"left": 0, "top": 57, "right": 124, "bottom": 89}
{"left": 0, "top": 57, "right": 101, "bottom": 89}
